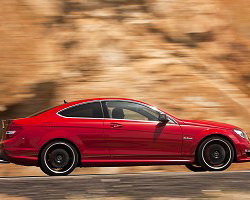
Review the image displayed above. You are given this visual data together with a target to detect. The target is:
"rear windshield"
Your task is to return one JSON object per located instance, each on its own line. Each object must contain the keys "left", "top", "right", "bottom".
{"left": 28, "top": 105, "right": 61, "bottom": 117}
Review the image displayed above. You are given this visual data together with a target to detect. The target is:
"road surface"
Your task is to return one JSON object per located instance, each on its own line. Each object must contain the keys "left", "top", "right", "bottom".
{"left": 0, "top": 171, "right": 250, "bottom": 199}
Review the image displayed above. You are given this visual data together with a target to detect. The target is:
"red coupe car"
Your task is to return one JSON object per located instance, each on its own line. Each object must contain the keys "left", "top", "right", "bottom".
{"left": 0, "top": 98, "right": 250, "bottom": 176}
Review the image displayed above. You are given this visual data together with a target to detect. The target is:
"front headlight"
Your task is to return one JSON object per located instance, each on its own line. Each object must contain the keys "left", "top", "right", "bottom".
{"left": 234, "top": 129, "right": 249, "bottom": 140}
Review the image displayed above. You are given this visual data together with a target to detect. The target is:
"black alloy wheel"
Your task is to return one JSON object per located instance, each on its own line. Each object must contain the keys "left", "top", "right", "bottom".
{"left": 40, "top": 141, "right": 78, "bottom": 176}
{"left": 197, "top": 136, "right": 234, "bottom": 171}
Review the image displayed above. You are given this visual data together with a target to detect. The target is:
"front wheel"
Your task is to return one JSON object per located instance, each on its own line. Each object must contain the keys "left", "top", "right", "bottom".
{"left": 197, "top": 137, "right": 234, "bottom": 171}
{"left": 40, "top": 141, "right": 78, "bottom": 176}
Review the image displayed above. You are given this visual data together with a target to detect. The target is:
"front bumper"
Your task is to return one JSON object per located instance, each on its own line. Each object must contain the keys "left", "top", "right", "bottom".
{"left": 236, "top": 142, "right": 250, "bottom": 162}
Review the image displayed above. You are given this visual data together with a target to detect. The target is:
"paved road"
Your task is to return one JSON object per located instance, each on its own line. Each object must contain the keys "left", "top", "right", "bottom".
{"left": 0, "top": 171, "right": 250, "bottom": 199}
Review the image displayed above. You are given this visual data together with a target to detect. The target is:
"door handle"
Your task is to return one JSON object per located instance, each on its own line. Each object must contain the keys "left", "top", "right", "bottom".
{"left": 110, "top": 123, "right": 123, "bottom": 128}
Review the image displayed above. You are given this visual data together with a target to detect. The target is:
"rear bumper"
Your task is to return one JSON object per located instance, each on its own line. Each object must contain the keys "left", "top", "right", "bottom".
{"left": 0, "top": 150, "right": 10, "bottom": 163}
{"left": 0, "top": 136, "right": 38, "bottom": 166}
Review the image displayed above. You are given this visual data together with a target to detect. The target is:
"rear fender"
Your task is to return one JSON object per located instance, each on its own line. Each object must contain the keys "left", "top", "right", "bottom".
{"left": 38, "top": 129, "right": 85, "bottom": 153}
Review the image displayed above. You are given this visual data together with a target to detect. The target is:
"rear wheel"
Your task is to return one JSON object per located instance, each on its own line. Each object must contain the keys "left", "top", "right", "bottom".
{"left": 197, "top": 136, "right": 234, "bottom": 171}
{"left": 185, "top": 164, "right": 207, "bottom": 172}
{"left": 40, "top": 141, "right": 78, "bottom": 176}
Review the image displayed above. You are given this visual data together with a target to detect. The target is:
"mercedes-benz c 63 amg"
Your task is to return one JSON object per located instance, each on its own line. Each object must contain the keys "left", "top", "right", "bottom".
{"left": 1, "top": 98, "right": 249, "bottom": 175}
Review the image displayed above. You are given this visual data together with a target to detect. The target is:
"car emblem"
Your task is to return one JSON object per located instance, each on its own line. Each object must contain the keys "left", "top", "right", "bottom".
{"left": 183, "top": 137, "right": 193, "bottom": 140}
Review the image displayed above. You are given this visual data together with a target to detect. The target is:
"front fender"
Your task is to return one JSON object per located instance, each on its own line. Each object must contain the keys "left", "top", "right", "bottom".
{"left": 181, "top": 125, "right": 241, "bottom": 158}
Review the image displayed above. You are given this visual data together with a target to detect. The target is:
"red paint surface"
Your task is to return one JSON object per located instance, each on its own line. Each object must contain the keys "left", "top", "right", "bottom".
{"left": 1, "top": 98, "right": 250, "bottom": 167}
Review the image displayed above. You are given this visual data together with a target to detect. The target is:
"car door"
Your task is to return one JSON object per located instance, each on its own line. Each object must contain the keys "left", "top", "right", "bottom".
{"left": 54, "top": 101, "right": 109, "bottom": 159}
{"left": 102, "top": 100, "right": 183, "bottom": 160}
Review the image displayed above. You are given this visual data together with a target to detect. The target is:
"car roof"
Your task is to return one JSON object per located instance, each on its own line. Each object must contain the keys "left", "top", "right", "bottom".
{"left": 53, "top": 98, "right": 154, "bottom": 112}
{"left": 68, "top": 98, "right": 146, "bottom": 104}
{"left": 32, "top": 97, "right": 179, "bottom": 122}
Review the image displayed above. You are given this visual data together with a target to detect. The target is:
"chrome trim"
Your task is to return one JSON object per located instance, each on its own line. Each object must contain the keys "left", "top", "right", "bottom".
{"left": 162, "top": 160, "right": 190, "bottom": 162}
{"left": 103, "top": 118, "right": 176, "bottom": 124}
{"left": 56, "top": 100, "right": 103, "bottom": 119}
{"left": 104, "top": 118, "right": 158, "bottom": 123}
{"left": 183, "top": 137, "right": 193, "bottom": 140}
{"left": 56, "top": 115, "right": 104, "bottom": 120}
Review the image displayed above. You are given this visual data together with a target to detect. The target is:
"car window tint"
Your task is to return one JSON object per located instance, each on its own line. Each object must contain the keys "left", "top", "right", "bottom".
{"left": 58, "top": 102, "right": 103, "bottom": 118}
{"left": 105, "top": 101, "right": 159, "bottom": 121}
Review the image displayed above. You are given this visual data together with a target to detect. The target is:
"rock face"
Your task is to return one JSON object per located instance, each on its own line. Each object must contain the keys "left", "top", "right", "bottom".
{"left": 0, "top": 0, "right": 250, "bottom": 174}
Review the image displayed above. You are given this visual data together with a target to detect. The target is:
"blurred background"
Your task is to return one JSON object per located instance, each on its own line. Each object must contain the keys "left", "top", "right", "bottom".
{"left": 0, "top": 0, "right": 250, "bottom": 176}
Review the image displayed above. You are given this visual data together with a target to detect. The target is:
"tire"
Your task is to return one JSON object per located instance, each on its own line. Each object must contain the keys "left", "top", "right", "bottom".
{"left": 197, "top": 136, "right": 234, "bottom": 171}
{"left": 40, "top": 141, "right": 78, "bottom": 176}
{"left": 185, "top": 164, "right": 207, "bottom": 172}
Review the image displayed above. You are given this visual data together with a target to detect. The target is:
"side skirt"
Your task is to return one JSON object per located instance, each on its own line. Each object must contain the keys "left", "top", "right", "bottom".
{"left": 80, "top": 159, "right": 194, "bottom": 167}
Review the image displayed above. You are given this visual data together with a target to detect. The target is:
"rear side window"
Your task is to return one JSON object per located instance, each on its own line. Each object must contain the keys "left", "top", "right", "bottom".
{"left": 58, "top": 102, "right": 103, "bottom": 118}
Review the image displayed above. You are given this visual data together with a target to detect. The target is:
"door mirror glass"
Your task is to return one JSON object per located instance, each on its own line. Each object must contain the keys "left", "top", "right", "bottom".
{"left": 158, "top": 114, "right": 169, "bottom": 123}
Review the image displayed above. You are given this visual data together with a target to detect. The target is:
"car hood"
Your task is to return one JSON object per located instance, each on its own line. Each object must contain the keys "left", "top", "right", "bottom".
{"left": 181, "top": 119, "right": 238, "bottom": 130}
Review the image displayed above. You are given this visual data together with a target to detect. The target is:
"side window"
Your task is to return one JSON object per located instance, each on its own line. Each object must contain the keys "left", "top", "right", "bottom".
{"left": 105, "top": 101, "right": 159, "bottom": 121}
{"left": 58, "top": 102, "right": 103, "bottom": 118}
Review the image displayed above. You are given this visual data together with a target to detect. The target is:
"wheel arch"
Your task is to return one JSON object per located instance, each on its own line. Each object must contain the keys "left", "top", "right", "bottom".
{"left": 38, "top": 138, "right": 82, "bottom": 166}
{"left": 194, "top": 134, "right": 237, "bottom": 164}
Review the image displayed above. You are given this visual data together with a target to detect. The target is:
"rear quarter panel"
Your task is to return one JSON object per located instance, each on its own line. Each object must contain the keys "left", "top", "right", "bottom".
{"left": 3, "top": 114, "right": 85, "bottom": 164}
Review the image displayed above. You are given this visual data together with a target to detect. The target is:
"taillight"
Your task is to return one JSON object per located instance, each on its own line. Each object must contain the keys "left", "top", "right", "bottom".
{"left": 1, "top": 120, "right": 11, "bottom": 140}
{"left": 6, "top": 125, "right": 22, "bottom": 139}
{"left": 1, "top": 120, "right": 20, "bottom": 140}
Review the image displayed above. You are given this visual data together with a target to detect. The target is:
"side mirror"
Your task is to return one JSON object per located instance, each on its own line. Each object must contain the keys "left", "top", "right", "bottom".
{"left": 158, "top": 113, "right": 169, "bottom": 123}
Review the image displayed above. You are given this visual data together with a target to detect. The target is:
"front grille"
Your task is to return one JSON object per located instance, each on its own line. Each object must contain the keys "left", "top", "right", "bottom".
{"left": 246, "top": 152, "right": 250, "bottom": 157}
